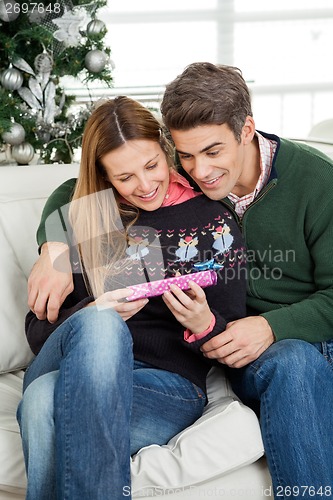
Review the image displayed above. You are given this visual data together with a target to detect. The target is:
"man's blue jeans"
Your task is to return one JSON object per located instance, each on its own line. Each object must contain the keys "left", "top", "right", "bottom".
{"left": 17, "top": 307, "right": 206, "bottom": 500}
{"left": 227, "top": 338, "right": 333, "bottom": 500}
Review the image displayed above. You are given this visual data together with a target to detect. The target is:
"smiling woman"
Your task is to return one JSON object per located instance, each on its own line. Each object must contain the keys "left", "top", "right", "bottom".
{"left": 103, "top": 140, "right": 170, "bottom": 211}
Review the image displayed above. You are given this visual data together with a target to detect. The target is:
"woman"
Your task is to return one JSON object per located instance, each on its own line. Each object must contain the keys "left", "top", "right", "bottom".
{"left": 17, "top": 96, "right": 247, "bottom": 500}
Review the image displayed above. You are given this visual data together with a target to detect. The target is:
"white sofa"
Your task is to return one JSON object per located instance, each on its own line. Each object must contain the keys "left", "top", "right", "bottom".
{"left": 0, "top": 164, "right": 272, "bottom": 500}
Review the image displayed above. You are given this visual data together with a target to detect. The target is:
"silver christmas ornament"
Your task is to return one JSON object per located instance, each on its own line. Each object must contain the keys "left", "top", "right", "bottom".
{"left": 85, "top": 50, "right": 108, "bottom": 73}
{"left": 0, "top": 66, "right": 23, "bottom": 91}
{"left": 1, "top": 123, "right": 26, "bottom": 145}
{"left": 86, "top": 19, "right": 106, "bottom": 38}
{"left": 11, "top": 142, "right": 35, "bottom": 164}
{"left": 34, "top": 53, "right": 54, "bottom": 74}
{"left": 0, "top": 0, "right": 20, "bottom": 22}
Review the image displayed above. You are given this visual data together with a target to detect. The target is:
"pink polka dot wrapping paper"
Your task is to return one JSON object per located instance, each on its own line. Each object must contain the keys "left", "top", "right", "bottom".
{"left": 126, "top": 270, "right": 218, "bottom": 301}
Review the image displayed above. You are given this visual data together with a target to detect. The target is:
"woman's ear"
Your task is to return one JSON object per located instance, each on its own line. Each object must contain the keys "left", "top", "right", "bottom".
{"left": 241, "top": 116, "right": 256, "bottom": 145}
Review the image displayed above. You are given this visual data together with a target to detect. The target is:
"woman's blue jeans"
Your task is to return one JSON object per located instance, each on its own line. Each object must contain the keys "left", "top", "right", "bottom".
{"left": 227, "top": 338, "right": 333, "bottom": 500}
{"left": 17, "top": 307, "right": 206, "bottom": 500}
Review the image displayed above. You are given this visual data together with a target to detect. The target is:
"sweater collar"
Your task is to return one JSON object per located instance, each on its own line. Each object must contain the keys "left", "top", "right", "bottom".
{"left": 257, "top": 130, "right": 281, "bottom": 182}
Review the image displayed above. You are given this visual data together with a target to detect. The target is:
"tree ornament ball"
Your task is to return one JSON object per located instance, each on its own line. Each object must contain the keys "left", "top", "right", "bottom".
{"left": 0, "top": 67, "right": 23, "bottom": 91}
{"left": 1, "top": 123, "right": 26, "bottom": 145}
{"left": 11, "top": 142, "right": 35, "bottom": 164}
{"left": 87, "top": 19, "right": 106, "bottom": 38}
{"left": 0, "top": 0, "right": 20, "bottom": 22}
{"left": 85, "top": 50, "right": 108, "bottom": 73}
{"left": 34, "top": 53, "right": 54, "bottom": 74}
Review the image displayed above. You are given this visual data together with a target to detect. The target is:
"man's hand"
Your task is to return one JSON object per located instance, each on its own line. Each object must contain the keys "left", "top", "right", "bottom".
{"left": 28, "top": 242, "right": 73, "bottom": 323}
{"left": 200, "top": 316, "right": 275, "bottom": 368}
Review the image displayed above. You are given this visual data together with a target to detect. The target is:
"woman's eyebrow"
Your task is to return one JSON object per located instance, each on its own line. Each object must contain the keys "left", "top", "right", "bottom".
{"left": 113, "top": 154, "right": 159, "bottom": 177}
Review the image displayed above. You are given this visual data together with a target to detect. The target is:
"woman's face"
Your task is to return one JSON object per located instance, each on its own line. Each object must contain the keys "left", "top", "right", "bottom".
{"left": 101, "top": 139, "right": 170, "bottom": 211}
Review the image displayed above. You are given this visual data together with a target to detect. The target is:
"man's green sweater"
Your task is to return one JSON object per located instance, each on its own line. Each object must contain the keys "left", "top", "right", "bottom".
{"left": 37, "top": 134, "right": 333, "bottom": 343}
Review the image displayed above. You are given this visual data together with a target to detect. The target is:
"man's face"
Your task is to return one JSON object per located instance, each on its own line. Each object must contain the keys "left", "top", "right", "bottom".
{"left": 170, "top": 123, "right": 254, "bottom": 200}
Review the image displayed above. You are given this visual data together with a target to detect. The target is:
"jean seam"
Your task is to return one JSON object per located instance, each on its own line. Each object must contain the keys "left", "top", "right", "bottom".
{"left": 61, "top": 322, "right": 76, "bottom": 500}
{"left": 132, "top": 383, "right": 205, "bottom": 402}
{"left": 249, "top": 361, "right": 286, "bottom": 495}
{"left": 261, "top": 391, "right": 285, "bottom": 498}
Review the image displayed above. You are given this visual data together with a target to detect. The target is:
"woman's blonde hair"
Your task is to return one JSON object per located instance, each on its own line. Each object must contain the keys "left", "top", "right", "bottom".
{"left": 69, "top": 96, "right": 174, "bottom": 298}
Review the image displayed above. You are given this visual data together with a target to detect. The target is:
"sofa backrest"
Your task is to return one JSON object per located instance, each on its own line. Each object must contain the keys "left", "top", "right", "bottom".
{"left": 0, "top": 164, "right": 79, "bottom": 374}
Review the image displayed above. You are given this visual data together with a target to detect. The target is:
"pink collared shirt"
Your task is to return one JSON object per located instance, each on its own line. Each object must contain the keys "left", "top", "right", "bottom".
{"left": 162, "top": 170, "right": 201, "bottom": 206}
{"left": 228, "top": 132, "right": 277, "bottom": 219}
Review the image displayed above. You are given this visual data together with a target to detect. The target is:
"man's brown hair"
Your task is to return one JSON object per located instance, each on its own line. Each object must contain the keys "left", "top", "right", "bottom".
{"left": 161, "top": 62, "right": 253, "bottom": 142}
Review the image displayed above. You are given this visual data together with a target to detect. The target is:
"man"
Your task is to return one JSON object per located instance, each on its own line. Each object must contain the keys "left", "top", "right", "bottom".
{"left": 28, "top": 62, "right": 333, "bottom": 498}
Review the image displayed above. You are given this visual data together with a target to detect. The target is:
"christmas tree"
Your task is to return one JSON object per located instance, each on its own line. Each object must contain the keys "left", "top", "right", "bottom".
{"left": 0, "top": 0, "right": 113, "bottom": 164}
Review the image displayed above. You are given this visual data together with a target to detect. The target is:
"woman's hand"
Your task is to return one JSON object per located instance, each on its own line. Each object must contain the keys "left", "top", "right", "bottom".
{"left": 162, "top": 281, "right": 212, "bottom": 333}
{"left": 88, "top": 289, "right": 148, "bottom": 321}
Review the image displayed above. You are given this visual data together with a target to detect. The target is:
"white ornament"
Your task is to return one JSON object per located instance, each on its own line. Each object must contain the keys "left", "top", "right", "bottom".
{"left": 12, "top": 57, "right": 35, "bottom": 77}
{"left": 17, "top": 86, "right": 42, "bottom": 110}
{"left": 0, "top": 66, "right": 23, "bottom": 90}
{"left": 11, "top": 142, "right": 35, "bottom": 164}
{"left": 0, "top": 0, "right": 20, "bottom": 22}
{"left": 52, "top": 7, "right": 87, "bottom": 48}
{"left": 1, "top": 123, "right": 26, "bottom": 145}
{"left": 85, "top": 50, "right": 108, "bottom": 73}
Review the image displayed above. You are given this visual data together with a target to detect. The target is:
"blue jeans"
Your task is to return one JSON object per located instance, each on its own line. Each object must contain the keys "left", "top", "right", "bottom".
{"left": 17, "top": 307, "right": 206, "bottom": 500}
{"left": 227, "top": 339, "right": 333, "bottom": 500}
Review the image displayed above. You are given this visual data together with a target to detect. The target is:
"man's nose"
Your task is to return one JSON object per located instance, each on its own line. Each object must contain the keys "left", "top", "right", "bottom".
{"left": 192, "top": 157, "right": 210, "bottom": 180}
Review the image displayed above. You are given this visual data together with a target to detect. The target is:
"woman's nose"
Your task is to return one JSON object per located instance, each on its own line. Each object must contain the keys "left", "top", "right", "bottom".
{"left": 137, "top": 175, "right": 151, "bottom": 192}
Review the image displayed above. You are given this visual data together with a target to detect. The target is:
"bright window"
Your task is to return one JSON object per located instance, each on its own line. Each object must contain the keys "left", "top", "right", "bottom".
{"left": 235, "top": 0, "right": 333, "bottom": 11}
{"left": 105, "top": 22, "right": 217, "bottom": 88}
{"left": 96, "top": 0, "right": 333, "bottom": 137}
{"left": 109, "top": 0, "right": 217, "bottom": 11}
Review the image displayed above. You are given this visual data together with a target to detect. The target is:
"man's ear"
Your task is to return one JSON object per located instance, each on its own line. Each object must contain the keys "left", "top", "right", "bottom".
{"left": 241, "top": 116, "right": 256, "bottom": 145}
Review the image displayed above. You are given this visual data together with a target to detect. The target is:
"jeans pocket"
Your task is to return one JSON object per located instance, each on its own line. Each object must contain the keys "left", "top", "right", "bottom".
{"left": 321, "top": 339, "right": 333, "bottom": 368}
{"left": 190, "top": 382, "right": 206, "bottom": 401}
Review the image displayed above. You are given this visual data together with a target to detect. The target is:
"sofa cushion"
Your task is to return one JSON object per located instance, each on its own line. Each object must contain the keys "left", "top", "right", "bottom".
{"left": 0, "top": 165, "right": 79, "bottom": 373}
{"left": 130, "top": 367, "right": 264, "bottom": 495}
{"left": 0, "top": 371, "right": 26, "bottom": 495}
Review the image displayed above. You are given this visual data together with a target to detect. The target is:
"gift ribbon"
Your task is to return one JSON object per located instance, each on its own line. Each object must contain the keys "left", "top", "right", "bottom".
{"left": 193, "top": 258, "right": 224, "bottom": 271}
